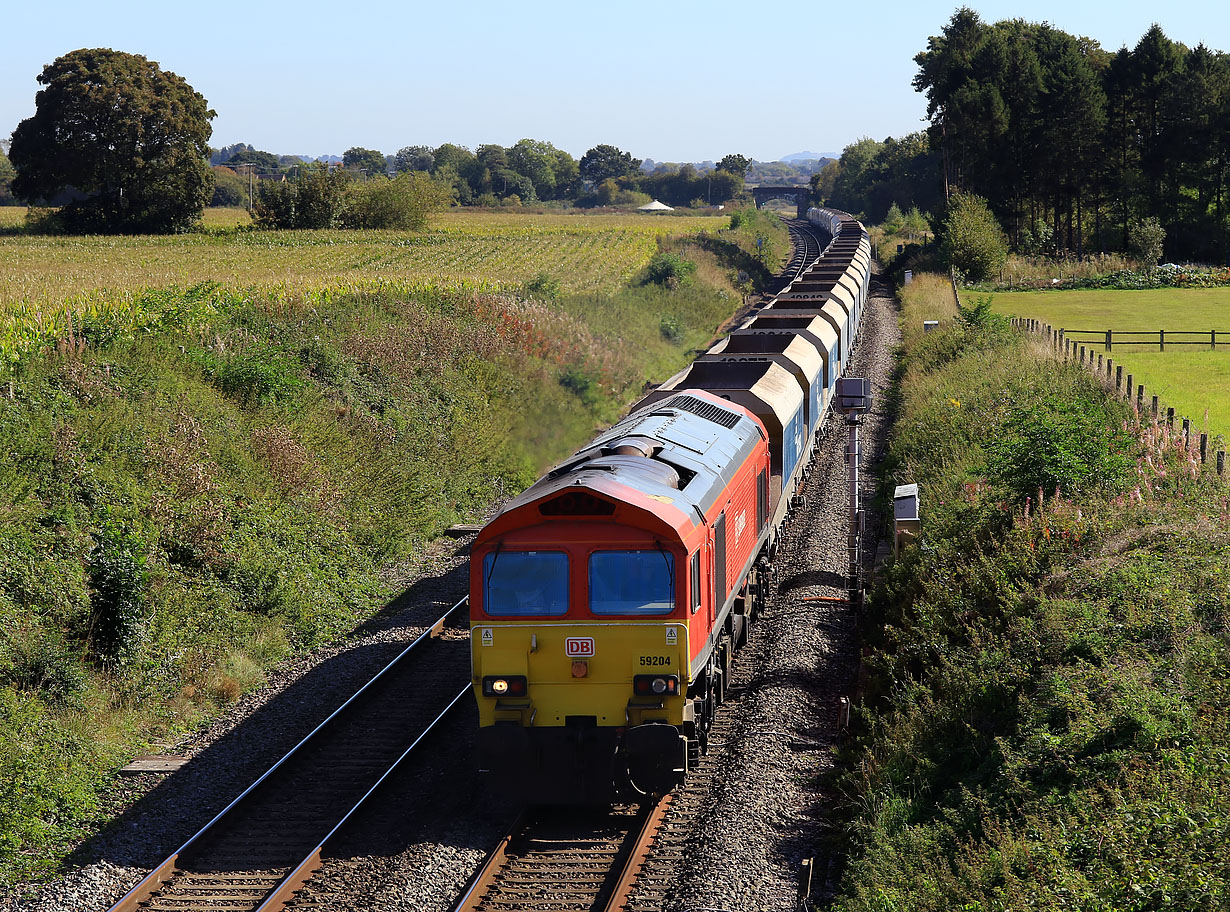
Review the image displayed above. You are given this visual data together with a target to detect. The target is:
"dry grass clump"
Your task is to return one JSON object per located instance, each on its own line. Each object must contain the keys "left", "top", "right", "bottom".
{"left": 994, "top": 252, "right": 1135, "bottom": 288}
{"left": 899, "top": 272, "right": 959, "bottom": 349}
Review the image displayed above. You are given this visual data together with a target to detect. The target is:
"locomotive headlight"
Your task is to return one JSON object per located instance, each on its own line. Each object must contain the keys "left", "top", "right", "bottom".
{"left": 633, "top": 674, "right": 679, "bottom": 696}
{"left": 482, "top": 675, "right": 527, "bottom": 697}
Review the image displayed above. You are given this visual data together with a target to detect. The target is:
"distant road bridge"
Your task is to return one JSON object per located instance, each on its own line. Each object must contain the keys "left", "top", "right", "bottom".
{"left": 750, "top": 185, "right": 810, "bottom": 217}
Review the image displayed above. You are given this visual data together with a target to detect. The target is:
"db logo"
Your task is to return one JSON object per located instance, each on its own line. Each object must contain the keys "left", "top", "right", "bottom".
{"left": 565, "top": 637, "right": 595, "bottom": 657}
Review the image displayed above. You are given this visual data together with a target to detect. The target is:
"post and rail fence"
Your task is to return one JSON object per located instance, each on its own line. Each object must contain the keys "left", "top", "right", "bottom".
{"left": 1057, "top": 328, "right": 1230, "bottom": 351}
{"left": 1007, "top": 316, "right": 1227, "bottom": 475}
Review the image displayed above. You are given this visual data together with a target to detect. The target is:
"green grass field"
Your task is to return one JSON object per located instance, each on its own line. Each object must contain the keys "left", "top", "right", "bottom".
{"left": 967, "top": 287, "right": 1230, "bottom": 438}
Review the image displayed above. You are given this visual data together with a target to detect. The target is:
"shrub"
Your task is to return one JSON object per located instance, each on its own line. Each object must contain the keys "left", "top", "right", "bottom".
{"left": 659, "top": 313, "right": 683, "bottom": 344}
{"left": 986, "top": 392, "right": 1134, "bottom": 502}
{"left": 883, "top": 202, "right": 904, "bottom": 233}
{"left": 0, "top": 631, "right": 88, "bottom": 707}
{"left": 940, "top": 192, "right": 1008, "bottom": 283}
{"left": 524, "top": 272, "right": 562, "bottom": 302}
{"left": 196, "top": 344, "right": 305, "bottom": 406}
{"left": 646, "top": 252, "right": 697, "bottom": 287}
{"left": 86, "top": 523, "right": 149, "bottom": 669}
{"left": 253, "top": 167, "right": 347, "bottom": 229}
{"left": 341, "top": 172, "right": 448, "bottom": 230}
{"left": 558, "top": 366, "right": 602, "bottom": 409}
{"left": 1128, "top": 216, "right": 1165, "bottom": 275}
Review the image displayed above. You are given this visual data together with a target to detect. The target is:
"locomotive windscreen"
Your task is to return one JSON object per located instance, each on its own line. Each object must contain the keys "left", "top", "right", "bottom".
{"left": 589, "top": 551, "right": 674, "bottom": 616}
{"left": 483, "top": 551, "right": 569, "bottom": 616}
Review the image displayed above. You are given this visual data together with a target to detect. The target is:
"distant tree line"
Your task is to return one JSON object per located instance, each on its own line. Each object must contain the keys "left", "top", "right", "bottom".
{"left": 2, "top": 49, "right": 757, "bottom": 234}
{"left": 212, "top": 140, "right": 753, "bottom": 210}
{"left": 818, "top": 10, "right": 1230, "bottom": 263}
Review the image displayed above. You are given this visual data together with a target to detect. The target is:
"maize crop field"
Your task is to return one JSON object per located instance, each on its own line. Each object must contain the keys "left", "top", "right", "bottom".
{"left": 0, "top": 207, "right": 727, "bottom": 369}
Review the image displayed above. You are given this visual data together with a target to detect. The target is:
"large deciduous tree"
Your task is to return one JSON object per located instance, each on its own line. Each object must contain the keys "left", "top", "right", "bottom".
{"left": 342, "top": 147, "right": 388, "bottom": 177}
{"left": 580, "top": 144, "right": 641, "bottom": 184}
{"left": 10, "top": 48, "right": 215, "bottom": 233}
{"left": 394, "top": 145, "right": 435, "bottom": 173}
{"left": 716, "top": 154, "right": 751, "bottom": 176}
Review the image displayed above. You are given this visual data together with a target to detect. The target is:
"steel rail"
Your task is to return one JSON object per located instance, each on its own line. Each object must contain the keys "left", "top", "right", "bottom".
{"left": 253, "top": 684, "right": 472, "bottom": 912}
{"left": 106, "top": 595, "right": 469, "bottom": 912}
{"left": 602, "top": 796, "right": 672, "bottom": 912}
{"left": 450, "top": 796, "right": 672, "bottom": 912}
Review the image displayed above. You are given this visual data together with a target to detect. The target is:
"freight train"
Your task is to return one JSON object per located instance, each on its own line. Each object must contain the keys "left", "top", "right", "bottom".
{"left": 469, "top": 209, "right": 872, "bottom": 803}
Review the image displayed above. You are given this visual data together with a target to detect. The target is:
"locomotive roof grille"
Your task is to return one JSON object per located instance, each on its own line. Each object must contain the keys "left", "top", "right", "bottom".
{"left": 665, "top": 394, "right": 742, "bottom": 429}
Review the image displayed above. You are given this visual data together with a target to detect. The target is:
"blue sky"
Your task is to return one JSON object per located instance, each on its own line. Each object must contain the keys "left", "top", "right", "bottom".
{"left": 2, "top": 1, "right": 1225, "bottom": 163}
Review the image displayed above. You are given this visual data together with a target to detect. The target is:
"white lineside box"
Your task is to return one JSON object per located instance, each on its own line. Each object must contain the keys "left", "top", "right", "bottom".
{"left": 894, "top": 483, "right": 920, "bottom": 554}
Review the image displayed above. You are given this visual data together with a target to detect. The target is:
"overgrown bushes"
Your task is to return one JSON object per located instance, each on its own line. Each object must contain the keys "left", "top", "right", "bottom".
{"left": 645, "top": 252, "right": 696, "bottom": 287}
{"left": 836, "top": 275, "right": 1230, "bottom": 910}
{"left": 253, "top": 169, "right": 448, "bottom": 230}
{"left": 940, "top": 191, "right": 1008, "bottom": 282}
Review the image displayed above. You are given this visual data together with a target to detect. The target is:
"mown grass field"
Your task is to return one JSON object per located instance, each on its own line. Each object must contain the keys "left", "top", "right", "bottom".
{"left": 967, "top": 286, "right": 1230, "bottom": 436}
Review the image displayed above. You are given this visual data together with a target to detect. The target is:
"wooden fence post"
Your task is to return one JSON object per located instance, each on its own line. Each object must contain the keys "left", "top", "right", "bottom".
{"left": 1183, "top": 418, "right": 1190, "bottom": 448}
{"left": 1137, "top": 384, "right": 1144, "bottom": 408}
{"left": 1213, "top": 330, "right": 1217, "bottom": 350}
{"left": 1160, "top": 329, "right": 1165, "bottom": 352}
{"left": 1152, "top": 395, "right": 1158, "bottom": 418}
{"left": 1127, "top": 374, "right": 1133, "bottom": 400}
{"left": 1106, "top": 329, "right": 1112, "bottom": 351}
{"left": 1201, "top": 433, "right": 1208, "bottom": 463}
{"left": 1219, "top": 451, "right": 1225, "bottom": 475}
{"left": 1168, "top": 407, "right": 1175, "bottom": 428}
{"left": 1116, "top": 365, "right": 1123, "bottom": 391}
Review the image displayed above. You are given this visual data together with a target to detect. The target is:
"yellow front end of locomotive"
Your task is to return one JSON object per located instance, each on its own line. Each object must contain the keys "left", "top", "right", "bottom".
{"left": 471, "top": 621, "right": 690, "bottom": 728}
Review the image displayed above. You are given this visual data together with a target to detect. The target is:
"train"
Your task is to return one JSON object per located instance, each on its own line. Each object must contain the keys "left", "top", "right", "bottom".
{"left": 468, "top": 208, "right": 872, "bottom": 803}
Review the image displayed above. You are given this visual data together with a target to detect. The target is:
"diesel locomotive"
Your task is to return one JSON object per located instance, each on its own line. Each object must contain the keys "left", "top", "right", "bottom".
{"left": 469, "top": 209, "right": 872, "bottom": 803}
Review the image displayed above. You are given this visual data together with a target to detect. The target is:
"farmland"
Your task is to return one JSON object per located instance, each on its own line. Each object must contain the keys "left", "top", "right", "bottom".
{"left": 0, "top": 207, "right": 729, "bottom": 369}
{"left": 967, "top": 286, "right": 1230, "bottom": 436}
{"left": 0, "top": 208, "right": 727, "bottom": 305}
{"left": 0, "top": 207, "right": 784, "bottom": 890}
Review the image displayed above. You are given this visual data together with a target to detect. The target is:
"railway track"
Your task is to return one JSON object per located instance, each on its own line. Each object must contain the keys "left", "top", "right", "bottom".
{"left": 106, "top": 598, "right": 472, "bottom": 912}
{"left": 451, "top": 799, "right": 671, "bottom": 912}
{"left": 766, "top": 217, "right": 826, "bottom": 297}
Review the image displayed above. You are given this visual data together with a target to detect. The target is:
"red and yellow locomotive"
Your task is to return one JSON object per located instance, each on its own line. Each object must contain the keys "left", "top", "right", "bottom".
{"left": 470, "top": 390, "right": 771, "bottom": 802}
{"left": 469, "top": 208, "right": 873, "bottom": 803}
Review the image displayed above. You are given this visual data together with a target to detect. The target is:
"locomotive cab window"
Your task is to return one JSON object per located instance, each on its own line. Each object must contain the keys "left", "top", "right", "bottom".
{"left": 483, "top": 551, "right": 569, "bottom": 616}
{"left": 589, "top": 551, "right": 674, "bottom": 616}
